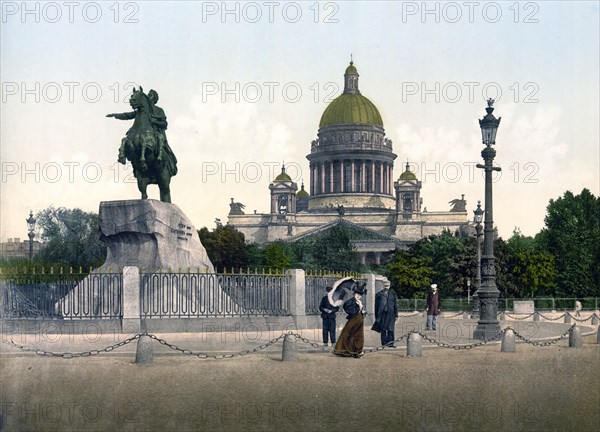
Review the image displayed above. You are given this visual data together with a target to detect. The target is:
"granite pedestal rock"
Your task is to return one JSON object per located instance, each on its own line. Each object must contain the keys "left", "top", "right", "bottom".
{"left": 97, "top": 199, "right": 214, "bottom": 272}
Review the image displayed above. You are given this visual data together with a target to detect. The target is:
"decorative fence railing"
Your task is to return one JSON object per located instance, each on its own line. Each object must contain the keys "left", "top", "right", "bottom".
{"left": 305, "top": 273, "right": 366, "bottom": 315}
{"left": 139, "top": 272, "right": 291, "bottom": 318}
{"left": 1, "top": 272, "right": 122, "bottom": 319}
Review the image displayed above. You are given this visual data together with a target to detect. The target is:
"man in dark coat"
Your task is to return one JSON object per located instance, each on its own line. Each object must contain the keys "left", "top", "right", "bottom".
{"left": 374, "top": 279, "right": 398, "bottom": 347}
{"left": 426, "top": 283, "right": 442, "bottom": 330}
{"left": 319, "top": 286, "right": 339, "bottom": 345}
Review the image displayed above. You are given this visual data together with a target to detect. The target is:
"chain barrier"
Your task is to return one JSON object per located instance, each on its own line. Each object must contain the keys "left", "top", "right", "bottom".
{"left": 285, "top": 332, "right": 331, "bottom": 351}
{"left": 537, "top": 312, "right": 567, "bottom": 321}
{"left": 417, "top": 329, "right": 504, "bottom": 350}
{"left": 503, "top": 312, "right": 536, "bottom": 321}
{"left": 3, "top": 322, "right": 589, "bottom": 359}
{"left": 445, "top": 311, "right": 465, "bottom": 319}
{"left": 5, "top": 334, "right": 141, "bottom": 359}
{"left": 398, "top": 312, "right": 422, "bottom": 317}
{"left": 565, "top": 313, "right": 597, "bottom": 323}
{"left": 510, "top": 324, "right": 575, "bottom": 347}
{"left": 144, "top": 332, "right": 287, "bottom": 359}
{"left": 363, "top": 334, "right": 409, "bottom": 354}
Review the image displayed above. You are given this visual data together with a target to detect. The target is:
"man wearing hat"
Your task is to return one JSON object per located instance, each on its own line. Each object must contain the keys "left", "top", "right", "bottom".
{"left": 319, "top": 286, "right": 339, "bottom": 345}
{"left": 373, "top": 278, "right": 398, "bottom": 347}
{"left": 426, "top": 284, "right": 442, "bottom": 330}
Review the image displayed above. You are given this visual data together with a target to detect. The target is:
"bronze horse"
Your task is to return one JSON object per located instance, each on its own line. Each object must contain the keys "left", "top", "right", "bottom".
{"left": 107, "top": 87, "right": 177, "bottom": 203}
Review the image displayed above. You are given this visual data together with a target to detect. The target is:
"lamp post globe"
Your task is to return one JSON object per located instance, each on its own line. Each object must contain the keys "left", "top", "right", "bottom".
{"left": 474, "top": 100, "right": 502, "bottom": 340}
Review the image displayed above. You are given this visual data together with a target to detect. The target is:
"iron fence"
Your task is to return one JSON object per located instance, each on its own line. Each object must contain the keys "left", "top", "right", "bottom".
{"left": 305, "top": 275, "right": 367, "bottom": 315}
{"left": 140, "top": 272, "right": 290, "bottom": 318}
{"left": 305, "top": 276, "right": 339, "bottom": 315}
{"left": 1, "top": 272, "right": 122, "bottom": 319}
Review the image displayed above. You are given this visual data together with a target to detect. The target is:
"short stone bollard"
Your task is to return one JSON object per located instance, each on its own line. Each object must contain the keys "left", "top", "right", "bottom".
{"left": 135, "top": 334, "right": 153, "bottom": 365}
{"left": 282, "top": 334, "right": 299, "bottom": 362}
{"left": 564, "top": 314, "right": 572, "bottom": 324}
{"left": 422, "top": 311, "right": 427, "bottom": 318}
{"left": 596, "top": 326, "right": 600, "bottom": 345}
{"left": 499, "top": 312, "right": 505, "bottom": 320}
{"left": 501, "top": 329, "right": 516, "bottom": 353}
{"left": 463, "top": 312, "right": 468, "bottom": 319}
{"left": 568, "top": 325, "right": 582, "bottom": 348}
{"left": 592, "top": 314, "right": 599, "bottom": 326}
{"left": 407, "top": 332, "right": 422, "bottom": 358}
{"left": 533, "top": 312, "right": 540, "bottom": 322}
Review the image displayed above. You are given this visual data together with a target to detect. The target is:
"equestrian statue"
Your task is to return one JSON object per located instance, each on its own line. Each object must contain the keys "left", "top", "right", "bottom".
{"left": 107, "top": 87, "right": 177, "bottom": 203}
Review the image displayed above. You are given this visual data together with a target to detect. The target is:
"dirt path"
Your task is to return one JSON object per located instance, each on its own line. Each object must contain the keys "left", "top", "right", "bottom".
{"left": 1, "top": 335, "right": 598, "bottom": 432}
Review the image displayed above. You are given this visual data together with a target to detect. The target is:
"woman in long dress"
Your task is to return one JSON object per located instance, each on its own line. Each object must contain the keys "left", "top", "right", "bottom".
{"left": 333, "top": 285, "right": 366, "bottom": 358}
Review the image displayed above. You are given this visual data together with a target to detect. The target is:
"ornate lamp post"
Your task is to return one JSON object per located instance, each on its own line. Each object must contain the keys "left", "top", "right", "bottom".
{"left": 473, "top": 99, "right": 501, "bottom": 339}
{"left": 26, "top": 210, "right": 36, "bottom": 261}
{"left": 472, "top": 201, "right": 484, "bottom": 316}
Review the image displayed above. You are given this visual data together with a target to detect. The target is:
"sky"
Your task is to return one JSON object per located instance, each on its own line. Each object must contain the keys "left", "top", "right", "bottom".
{"left": 1, "top": 1, "right": 599, "bottom": 242}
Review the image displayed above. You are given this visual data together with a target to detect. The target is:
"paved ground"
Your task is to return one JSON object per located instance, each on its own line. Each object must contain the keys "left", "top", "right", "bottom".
{"left": 1, "top": 318, "right": 599, "bottom": 432}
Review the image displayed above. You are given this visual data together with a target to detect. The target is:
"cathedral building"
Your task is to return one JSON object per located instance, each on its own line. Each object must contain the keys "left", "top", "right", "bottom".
{"left": 227, "top": 62, "right": 470, "bottom": 264}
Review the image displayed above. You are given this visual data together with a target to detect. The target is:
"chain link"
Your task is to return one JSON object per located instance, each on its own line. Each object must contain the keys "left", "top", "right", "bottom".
{"left": 503, "top": 312, "right": 536, "bottom": 321}
{"left": 510, "top": 324, "right": 574, "bottom": 346}
{"left": 398, "top": 312, "right": 422, "bottom": 318}
{"left": 417, "top": 329, "right": 504, "bottom": 350}
{"left": 144, "top": 332, "right": 287, "bottom": 359}
{"left": 6, "top": 334, "right": 141, "bottom": 358}
{"left": 537, "top": 313, "right": 567, "bottom": 321}
{"left": 565, "top": 313, "right": 595, "bottom": 323}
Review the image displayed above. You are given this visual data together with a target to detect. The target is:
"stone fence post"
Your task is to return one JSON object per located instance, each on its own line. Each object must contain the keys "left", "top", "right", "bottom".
{"left": 288, "top": 269, "right": 307, "bottom": 329}
{"left": 365, "top": 274, "right": 376, "bottom": 320}
{"left": 122, "top": 266, "right": 141, "bottom": 333}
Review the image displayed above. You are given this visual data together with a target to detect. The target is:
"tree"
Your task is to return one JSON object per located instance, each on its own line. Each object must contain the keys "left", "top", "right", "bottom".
{"left": 386, "top": 250, "right": 434, "bottom": 298}
{"left": 507, "top": 228, "right": 556, "bottom": 297}
{"left": 410, "top": 230, "right": 470, "bottom": 298}
{"left": 263, "top": 241, "right": 292, "bottom": 269}
{"left": 538, "top": 189, "right": 600, "bottom": 297}
{"left": 296, "top": 225, "right": 361, "bottom": 271}
{"left": 35, "top": 206, "right": 106, "bottom": 270}
{"left": 198, "top": 224, "right": 247, "bottom": 272}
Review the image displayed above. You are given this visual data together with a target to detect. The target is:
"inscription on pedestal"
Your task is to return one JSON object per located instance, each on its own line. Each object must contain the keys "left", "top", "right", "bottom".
{"left": 171, "top": 223, "right": 193, "bottom": 241}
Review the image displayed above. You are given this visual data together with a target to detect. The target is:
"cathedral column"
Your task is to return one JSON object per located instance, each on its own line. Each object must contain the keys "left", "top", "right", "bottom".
{"left": 320, "top": 162, "right": 325, "bottom": 195}
{"left": 351, "top": 160, "right": 355, "bottom": 192}
{"left": 362, "top": 160, "right": 366, "bottom": 193}
{"left": 380, "top": 162, "right": 384, "bottom": 194}
{"left": 371, "top": 160, "right": 375, "bottom": 193}
{"left": 329, "top": 161, "right": 333, "bottom": 193}
{"left": 340, "top": 160, "right": 344, "bottom": 193}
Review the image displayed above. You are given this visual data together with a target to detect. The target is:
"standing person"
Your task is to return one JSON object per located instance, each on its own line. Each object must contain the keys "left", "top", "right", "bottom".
{"left": 426, "top": 284, "right": 442, "bottom": 330}
{"left": 333, "top": 284, "right": 367, "bottom": 358}
{"left": 373, "top": 279, "right": 398, "bottom": 347}
{"left": 319, "top": 286, "right": 339, "bottom": 346}
{"left": 575, "top": 300, "right": 582, "bottom": 317}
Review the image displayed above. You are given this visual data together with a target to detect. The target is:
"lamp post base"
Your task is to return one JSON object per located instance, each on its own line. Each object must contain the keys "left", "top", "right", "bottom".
{"left": 473, "top": 322, "right": 501, "bottom": 340}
